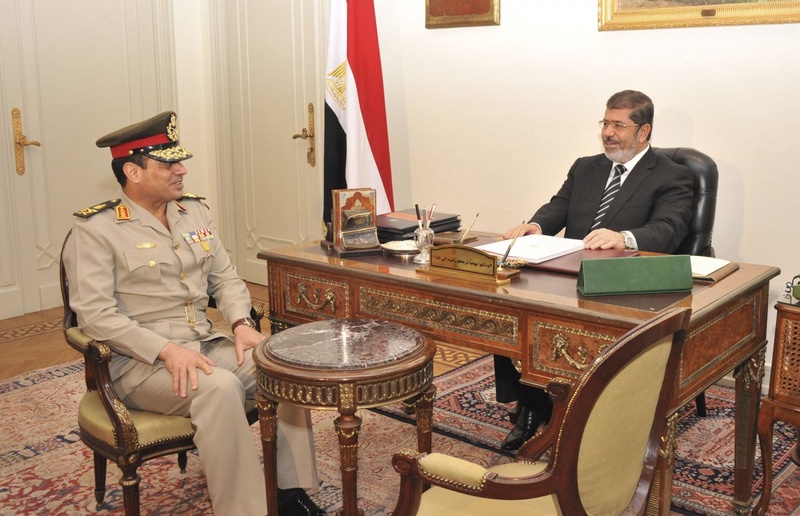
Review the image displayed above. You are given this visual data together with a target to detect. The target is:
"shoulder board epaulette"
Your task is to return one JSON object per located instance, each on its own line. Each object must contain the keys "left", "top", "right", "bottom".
{"left": 180, "top": 193, "right": 206, "bottom": 201}
{"left": 179, "top": 193, "right": 209, "bottom": 209}
{"left": 73, "top": 199, "right": 122, "bottom": 218}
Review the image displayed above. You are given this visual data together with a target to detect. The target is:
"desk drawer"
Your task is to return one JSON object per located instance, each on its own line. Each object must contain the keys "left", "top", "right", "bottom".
{"left": 270, "top": 266, "right": 352, "bottom": 321}
{"left": 527, "top": 315, "right": 625, "bottom": 381}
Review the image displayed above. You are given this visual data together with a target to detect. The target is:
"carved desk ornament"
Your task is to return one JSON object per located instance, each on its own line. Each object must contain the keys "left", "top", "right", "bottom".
{"left": 417, "top": 244, "right": 520, "bottom": 286}
{"left": 331, "top": 188, "right": 381, "bottom": 257}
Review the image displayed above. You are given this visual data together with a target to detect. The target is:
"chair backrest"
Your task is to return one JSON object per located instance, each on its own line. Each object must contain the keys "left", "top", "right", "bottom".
{"left": 653, "top": 147, "right": 719, "bottom": 257}
{"left": 549, "top": 307, "right": 690, "bottom": 515}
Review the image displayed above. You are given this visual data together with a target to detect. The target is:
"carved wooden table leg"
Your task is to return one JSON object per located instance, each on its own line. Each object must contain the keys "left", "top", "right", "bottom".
{"left": 732, "top": 347, "right": 765, "bottom": 515}
{"left": 257, "top": 392, "right": 279, "bottom": 516}
{"left": 415, "top": 384, "right": 436, "bottom": 454}
{"left": 334, "top": 410, "right": 363, "bottom": 516}
{"left": 646, "top": 412, "right": 678, "bottom": 515}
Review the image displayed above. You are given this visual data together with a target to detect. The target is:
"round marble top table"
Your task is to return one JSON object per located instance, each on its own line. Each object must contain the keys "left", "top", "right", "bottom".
{"left": 254, "top": 319, "right": 437, "bottom": 516}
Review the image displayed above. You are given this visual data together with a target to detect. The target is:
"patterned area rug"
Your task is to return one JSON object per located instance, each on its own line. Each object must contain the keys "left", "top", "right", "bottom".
{"left": 2, "top": 357, "right": 800, "bottom": 515}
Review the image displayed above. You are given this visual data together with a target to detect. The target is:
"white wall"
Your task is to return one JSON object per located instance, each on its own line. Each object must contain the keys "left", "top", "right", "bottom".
{"left": 374, "top": 0, "right": 800, "bottom": 368}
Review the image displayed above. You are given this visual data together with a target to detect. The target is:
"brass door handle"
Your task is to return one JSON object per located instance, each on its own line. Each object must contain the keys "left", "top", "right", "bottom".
{"left": 12, "top": 108, "right": 41, "bottom": 176}
{"left": 291, "top": 103, "right": 315, "bottom": 166}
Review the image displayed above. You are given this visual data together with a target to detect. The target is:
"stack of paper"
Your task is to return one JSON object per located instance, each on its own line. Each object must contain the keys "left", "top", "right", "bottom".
{"left": 476, "top": 234, "right": 585, "bottom": 264}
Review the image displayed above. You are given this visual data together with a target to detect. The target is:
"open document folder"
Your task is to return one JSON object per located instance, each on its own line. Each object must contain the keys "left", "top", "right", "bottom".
{"left": 476, "top": 234, "right": 585, "bottom": 264}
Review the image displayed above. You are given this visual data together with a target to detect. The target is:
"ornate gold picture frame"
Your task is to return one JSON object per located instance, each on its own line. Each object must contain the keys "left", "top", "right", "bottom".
{"left": 599, "top": 0, "right": 800, "bottom": 31}
{"left": 425, "top": 0, "right": 500, "bottom": 29}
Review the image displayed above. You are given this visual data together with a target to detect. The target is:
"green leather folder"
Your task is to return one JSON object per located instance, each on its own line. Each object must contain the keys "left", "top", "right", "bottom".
{"left": 577, "top": 255, "right": 693, "bottom": 296}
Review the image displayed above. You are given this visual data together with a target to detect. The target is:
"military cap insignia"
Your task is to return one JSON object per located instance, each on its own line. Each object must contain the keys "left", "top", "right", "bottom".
{"left": 95, "top": 111, "right": 192, "bottom": 163}
{"left": 74, "top": 199, "right": 122, "bottom": 218}
{"left": 166, "top": 114, "right": 179, "bottom": 142}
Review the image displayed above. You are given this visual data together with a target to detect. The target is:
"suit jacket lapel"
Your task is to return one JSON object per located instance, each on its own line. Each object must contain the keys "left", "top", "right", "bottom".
{"left": 602, "top": 148, "right": 657, "bottom": 225}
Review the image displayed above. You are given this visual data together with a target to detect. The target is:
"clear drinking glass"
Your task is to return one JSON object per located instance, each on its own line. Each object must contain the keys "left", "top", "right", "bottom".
{"left": 413, "top": 227, "right": 435, "bottom": 264}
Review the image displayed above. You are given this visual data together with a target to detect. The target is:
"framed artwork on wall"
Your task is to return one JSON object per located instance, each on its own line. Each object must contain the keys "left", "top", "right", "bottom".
{"left": 599, "top": 0, "right": 800, "bottom": 31}
{"left": 425, "top": 0, "right": 500, "bottom": 29}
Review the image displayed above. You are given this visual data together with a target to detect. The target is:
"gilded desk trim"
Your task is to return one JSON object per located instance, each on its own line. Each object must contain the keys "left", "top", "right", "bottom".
{"left": 359, "top": 286, "right": 518, "bottom": 345}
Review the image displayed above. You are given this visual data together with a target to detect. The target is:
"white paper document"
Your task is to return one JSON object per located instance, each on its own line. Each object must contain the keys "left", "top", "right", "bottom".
{"left": 476, "top": 234, "right": 585, "bottom": 264}
{"left": 690, "top": 255, "right": 731, "bottom": 277}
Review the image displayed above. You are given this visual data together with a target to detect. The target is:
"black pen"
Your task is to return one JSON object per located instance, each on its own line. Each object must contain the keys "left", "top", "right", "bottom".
{"left": 415, "top": 204, "right": 423, "bottom": 230}
{"left": 499, "top": 221, "right": 526, "bottom": 266}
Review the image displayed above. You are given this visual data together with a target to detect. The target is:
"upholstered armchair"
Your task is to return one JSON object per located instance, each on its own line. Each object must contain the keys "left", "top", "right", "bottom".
{"left": 390, "top": 307, "right": 691, "bottom": 516}
{"left": 59, "top": 231, "right": 262, "bottom": 515}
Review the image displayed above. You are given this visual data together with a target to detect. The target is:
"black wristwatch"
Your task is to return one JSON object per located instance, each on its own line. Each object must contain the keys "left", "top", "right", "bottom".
{"left": 231, "top": 316, "right": 256, "bottom": 332}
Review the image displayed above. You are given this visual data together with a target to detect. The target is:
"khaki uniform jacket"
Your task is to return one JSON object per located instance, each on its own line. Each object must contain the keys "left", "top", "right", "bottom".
{"left": 63, "top": 190, "right": 252, "bottom": 381}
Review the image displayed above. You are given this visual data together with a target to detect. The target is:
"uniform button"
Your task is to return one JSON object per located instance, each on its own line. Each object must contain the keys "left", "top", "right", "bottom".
{"left": 174, "top": 242, "right": 180, "bottom": 250}
{"left": 180, "top": 272, "right": 187, "bottom": 281}
{"left": 148, "top": 260, "right": 156, "bottom": 267}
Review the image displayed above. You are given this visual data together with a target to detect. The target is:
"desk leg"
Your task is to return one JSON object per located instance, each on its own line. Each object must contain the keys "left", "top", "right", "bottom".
{"left": 335, "top": 410, "right": 362, "bottom": 516}
{"left": 753, "top": 401, "right": 776, "bottom": 516}
{"left": 647, "top": 412, "right": 679, "bottom": 515}
{"left": 732, "top": 346, "right": 765, "bottom": 515}
{"left": 257, "top": 392, "right": 279, "bottom": 516}
{"left": 415, "top": 384, "right": 436, "bottom": 454}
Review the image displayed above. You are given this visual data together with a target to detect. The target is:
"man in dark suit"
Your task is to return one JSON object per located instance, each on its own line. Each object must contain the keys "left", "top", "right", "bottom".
{"left": 497, "top": 90, "right": 695, "bottom": 450}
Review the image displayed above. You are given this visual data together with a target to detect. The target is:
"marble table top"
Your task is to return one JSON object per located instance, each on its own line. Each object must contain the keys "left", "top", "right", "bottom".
{"left": 264, "top": 319, "right": 426, "bottom": 369}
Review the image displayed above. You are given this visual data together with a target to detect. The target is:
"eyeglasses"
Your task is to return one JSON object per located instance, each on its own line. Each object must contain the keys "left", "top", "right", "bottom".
{"left": 598, "top": 120, "right": 640, "bottom": 131}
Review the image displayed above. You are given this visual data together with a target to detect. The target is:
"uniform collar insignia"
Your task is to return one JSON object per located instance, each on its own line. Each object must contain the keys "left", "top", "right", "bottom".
{"left": 115, "top": 203, "right": 131, "bottom": 221}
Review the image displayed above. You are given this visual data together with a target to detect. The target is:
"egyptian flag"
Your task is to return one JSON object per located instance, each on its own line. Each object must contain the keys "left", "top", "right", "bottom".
{"left": 323, "top": 0, "right": 394, "bottom": 228}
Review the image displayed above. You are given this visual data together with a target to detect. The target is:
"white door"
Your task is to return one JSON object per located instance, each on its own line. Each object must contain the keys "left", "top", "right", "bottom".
{"left": 217, "top": 1, "right": 327, "bottom": 283}
{"left": 0, "top": 0, "right": 177, "bottom": 318}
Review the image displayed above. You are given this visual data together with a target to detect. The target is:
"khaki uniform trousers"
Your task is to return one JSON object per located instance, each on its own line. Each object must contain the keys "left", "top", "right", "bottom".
{"left": 114, "top": 338, "right": 318, "bottom": 516}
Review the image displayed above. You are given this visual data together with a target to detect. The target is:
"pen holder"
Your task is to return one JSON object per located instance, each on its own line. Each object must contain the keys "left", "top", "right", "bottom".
{"left": 413, "top": 227, "right": 435, "bottom": 264}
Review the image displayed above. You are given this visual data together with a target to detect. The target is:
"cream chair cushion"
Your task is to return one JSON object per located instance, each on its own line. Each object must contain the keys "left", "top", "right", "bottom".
{"left": 79, "top": 393, "right": 258, "bottom": 447}
{"left": 78, "top": 391, "right": 195, "bottom": 447}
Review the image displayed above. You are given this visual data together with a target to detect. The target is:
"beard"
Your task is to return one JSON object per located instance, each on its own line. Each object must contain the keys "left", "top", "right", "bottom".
{"left": 603, "top": 138, "right": 640, "bottom": 163}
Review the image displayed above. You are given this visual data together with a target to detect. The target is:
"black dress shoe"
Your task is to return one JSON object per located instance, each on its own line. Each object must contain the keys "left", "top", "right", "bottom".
{"left": 277, "top": 487, "right": 326, "bottom": 516}
{"left": 501, "top": 406, "right": 542, "bottom": 451}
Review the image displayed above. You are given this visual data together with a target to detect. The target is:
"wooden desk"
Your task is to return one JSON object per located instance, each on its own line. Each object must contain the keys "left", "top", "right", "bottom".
{"left": 258, "top": 239, "right": 779, "bottom": 515}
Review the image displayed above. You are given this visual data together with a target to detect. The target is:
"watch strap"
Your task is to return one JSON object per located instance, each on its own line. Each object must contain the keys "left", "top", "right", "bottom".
{"left": 231, "top": 316, "right": 256, "bottom": 332}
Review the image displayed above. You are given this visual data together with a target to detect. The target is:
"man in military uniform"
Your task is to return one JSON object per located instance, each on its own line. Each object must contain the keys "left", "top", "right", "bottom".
{"left": 62, "top": 112, "right": 323, "bottom": 515}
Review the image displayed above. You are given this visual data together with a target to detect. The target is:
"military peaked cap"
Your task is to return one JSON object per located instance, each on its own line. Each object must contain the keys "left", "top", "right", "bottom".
{"left": 96, "top": 111, "right": 192, "bottom": 163}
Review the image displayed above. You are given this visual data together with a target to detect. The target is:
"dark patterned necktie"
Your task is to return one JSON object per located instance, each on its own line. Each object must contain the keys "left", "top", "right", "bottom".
{"left": 591, "top": 164, "right": 626, "bottom": 230}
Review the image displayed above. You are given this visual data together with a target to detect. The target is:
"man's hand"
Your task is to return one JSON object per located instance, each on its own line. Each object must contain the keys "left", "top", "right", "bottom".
{"left": 158, "top": 342, "right": 216, "bottom": 397}
{"left": 502, "top": 223, "right": 541, "bottom": 240}
{"left": 583, "top": 229, "right": 626, "bottom": 250}
{"left": 233, "top": 325, "right": 264, "bottom": 366}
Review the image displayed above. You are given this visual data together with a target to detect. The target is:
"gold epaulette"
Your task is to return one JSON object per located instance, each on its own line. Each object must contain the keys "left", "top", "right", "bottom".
{"left": 179, "top": 193, "right": 209, "bottom": 209}
{"left": 180, "top": 193, "right": 206, "bottom": 201}
{"left": 73, "top": 199, "right": 122, "bottom": 218}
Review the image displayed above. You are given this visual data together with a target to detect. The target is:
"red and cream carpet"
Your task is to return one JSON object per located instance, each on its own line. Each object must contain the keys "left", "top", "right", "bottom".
{"left": 2, "top": 356, "right": 799, "bottom": 515}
